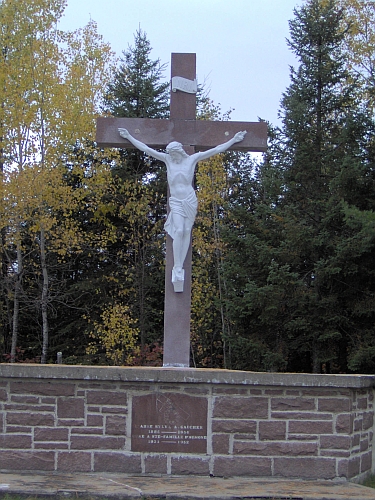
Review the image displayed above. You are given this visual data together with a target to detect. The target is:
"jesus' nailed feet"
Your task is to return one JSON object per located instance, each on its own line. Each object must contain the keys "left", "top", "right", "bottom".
{"left": 172, "top": 266, "right": 185, "bottom": 292}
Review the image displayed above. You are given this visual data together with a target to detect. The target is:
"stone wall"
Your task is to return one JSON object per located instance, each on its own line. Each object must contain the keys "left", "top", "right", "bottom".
{"left": 0, "top": 365, "right": 374, "bottom": 481}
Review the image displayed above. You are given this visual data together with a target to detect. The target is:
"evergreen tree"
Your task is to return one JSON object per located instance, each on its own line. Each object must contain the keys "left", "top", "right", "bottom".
{"left": 277, "top": 0, "right": 375, "bottom": 373}
{"left": 221, "top": 0, "right": 375, "bottom": 373}
{"left": 103, "top": 28, "right": 169, "bottom": 180}
{"left": 221, "top": 131, "right": 289, "bottom": 372}
{"left": 103, "top": 28, "right": 169, "bottom": 120}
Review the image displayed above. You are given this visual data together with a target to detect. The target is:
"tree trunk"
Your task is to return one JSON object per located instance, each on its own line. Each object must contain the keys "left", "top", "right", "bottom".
{"left": 0, "top": 85, "right": 8, "bottom": 355}
{"left": 139, "top": 238, "right": 145, "bottom": 348}
{"left": 312, "top": 337, "right": 321, "bottom": 374}
{"left": 40, "top": 226, "right": 49, "bottom": 364}
{"left": 10, "top": 242, "right": 23, "bottom": 363}
{"left": 213, "top": 199, "right": 229, "bottom": 369}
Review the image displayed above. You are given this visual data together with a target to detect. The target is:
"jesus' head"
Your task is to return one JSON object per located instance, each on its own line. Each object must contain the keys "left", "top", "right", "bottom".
{"left": 166, "top": 142, "right": 189, "bottom": 161}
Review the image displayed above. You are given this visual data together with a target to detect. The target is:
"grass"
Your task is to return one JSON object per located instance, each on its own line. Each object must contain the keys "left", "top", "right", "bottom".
{"left": 1, "top": 496, "right": 40, "bottom": 500}
{"left": 363, "top": 474, "right": 375, "bottom": 489}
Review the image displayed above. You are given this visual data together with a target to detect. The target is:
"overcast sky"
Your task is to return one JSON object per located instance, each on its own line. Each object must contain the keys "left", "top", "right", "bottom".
{"left": 58, "top": 0, "right": 303, "bottom": 126}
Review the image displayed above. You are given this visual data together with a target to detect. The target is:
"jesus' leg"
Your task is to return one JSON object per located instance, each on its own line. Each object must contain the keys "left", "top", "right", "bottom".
{"left": 172, "top": 214, "right": 187, "bottom": 272}
{"left": 171, "top": 214, "right": 193, "bottom": 289}
{"left": 177, "top": 223, "right": 193, "bottom": 271}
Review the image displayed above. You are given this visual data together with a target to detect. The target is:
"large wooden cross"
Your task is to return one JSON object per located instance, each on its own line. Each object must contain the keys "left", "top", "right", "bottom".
{"left": 96, "top": 53, "right": 267, "bottom": 368}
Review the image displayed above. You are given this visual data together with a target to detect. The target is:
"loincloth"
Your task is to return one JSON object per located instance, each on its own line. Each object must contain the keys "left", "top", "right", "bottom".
{"left": 164, "top": 191, "right": 198, "bottom": 239}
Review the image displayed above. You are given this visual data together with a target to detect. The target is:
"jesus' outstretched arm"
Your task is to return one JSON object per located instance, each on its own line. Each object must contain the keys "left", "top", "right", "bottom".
{"left": 118, "top": 128, "right": 166, "bottom": 162}
{"left": 192, "top": 130, "right": 247, "bottom": 162}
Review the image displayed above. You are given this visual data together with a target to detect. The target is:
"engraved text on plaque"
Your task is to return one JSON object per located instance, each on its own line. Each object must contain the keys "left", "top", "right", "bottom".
{"left": 131, "top": 393, "right": 207, "bottom": 453}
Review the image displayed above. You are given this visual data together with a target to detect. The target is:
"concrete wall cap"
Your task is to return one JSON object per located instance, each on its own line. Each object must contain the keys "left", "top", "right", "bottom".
{"left": 0, "top": 364, "right": 375, "bottom": 389}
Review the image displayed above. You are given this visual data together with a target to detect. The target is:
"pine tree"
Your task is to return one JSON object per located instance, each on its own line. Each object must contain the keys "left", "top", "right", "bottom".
{"left": 220, "top": 131, "right": 290, "bottom": 372}
{"left": 273, "top": 0, "right": 375, "bottom": 373}
{"left": 220, "top": 0, "right": 375, "bottom": 374}
{"left": 103, "top": 28, "right": 169, "bottom": 120}
{"left": 103, "top": 28, "right": 169, "bottom": 181}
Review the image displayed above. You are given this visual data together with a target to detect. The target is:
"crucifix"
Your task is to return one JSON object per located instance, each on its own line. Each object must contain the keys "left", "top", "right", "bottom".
{"left": 96, "top": 53, "right": 267, "bottom": 368}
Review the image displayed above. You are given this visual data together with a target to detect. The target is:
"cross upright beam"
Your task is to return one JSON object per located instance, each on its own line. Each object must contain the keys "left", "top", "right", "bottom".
{"left": 163, "top": 53, "right": 196, "bottom": 367}
{"left": 96, "top": 53, "right": 267, "bottom": 369}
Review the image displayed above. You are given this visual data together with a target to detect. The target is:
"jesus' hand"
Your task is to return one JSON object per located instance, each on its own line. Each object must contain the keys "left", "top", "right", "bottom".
{"left": 118, "top": 128, "right": 130, "bottom": 139}
{"left": 234, "top": 131, "right": 247, "bottom": 143}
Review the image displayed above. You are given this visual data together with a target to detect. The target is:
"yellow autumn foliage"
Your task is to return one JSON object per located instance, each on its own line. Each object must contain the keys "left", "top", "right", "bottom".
{"left": 0, "top": 0, "right": 116, "bottom": 361}
{"left": 191, "top": 154, "right": 229, "bottom": 367}
{"left": 88, "top": 303, "right": 139, "bottom": 365}
{"left": 339, "top": 0, "right": 375, "bottom": 108}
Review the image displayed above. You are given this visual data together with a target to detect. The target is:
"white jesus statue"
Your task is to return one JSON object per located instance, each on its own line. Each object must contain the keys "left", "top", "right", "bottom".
{"left": 118, "top": 128, "right": 247, "bottom": 291}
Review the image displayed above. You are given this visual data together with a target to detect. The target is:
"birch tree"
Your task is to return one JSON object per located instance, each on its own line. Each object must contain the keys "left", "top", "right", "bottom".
{"left": 339, "top": 0, "right": 375, "bottom": 109}
{"left": 0, "top": 0, "right": 113, "bottom": 362}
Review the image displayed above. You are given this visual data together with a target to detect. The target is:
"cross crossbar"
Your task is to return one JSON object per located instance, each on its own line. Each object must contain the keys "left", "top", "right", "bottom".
{"left": 96, "top": 117, "right": 267, "bottom": 152}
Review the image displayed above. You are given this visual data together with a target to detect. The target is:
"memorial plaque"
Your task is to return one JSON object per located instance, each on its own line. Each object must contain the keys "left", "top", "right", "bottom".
{"left": 131, "top": 393, "right": 207, "bottom": 453}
